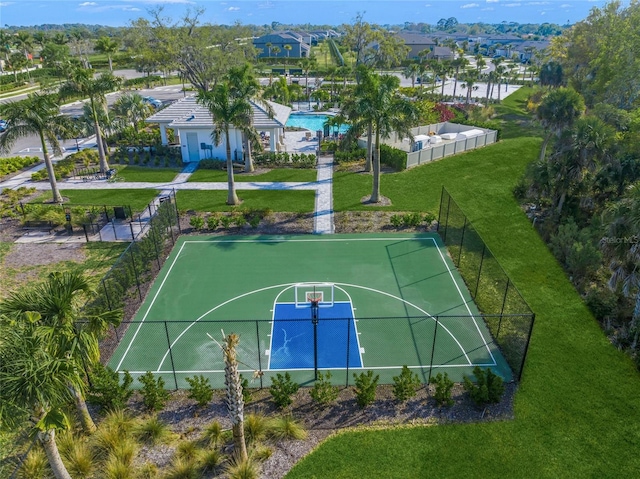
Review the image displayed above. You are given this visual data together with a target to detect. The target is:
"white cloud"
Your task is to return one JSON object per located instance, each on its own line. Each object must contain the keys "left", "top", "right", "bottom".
{"left": 79, "top": 1, "right": 98, "bottom": 5}
{"left": 461, "top": 3, "right": 480, "bottom": 8}
{"left": 527, "top": 1, "right": 550, "bottom": 4}
{"left": 561, "top": 3, "right": 571, "bottom": 7}
{"left": 123, "top": 6, "right": 142, "bottom": 11}
{"left": 486, "top": 0, "right": 499, "bottom": 3}
{"left": 258, "top": 1, "right": 275, "bottom": 9}
{"left": 504, "top": 2, "right": 521, "bottom": 6}
{"left": 227, "top": 6, "right": 240, "bottom": 11}
{"left": 0, "top": 1, "right": 15, "bottom": 5}
{"left": 482, "top": 7, "right": 495, "bottom": 10}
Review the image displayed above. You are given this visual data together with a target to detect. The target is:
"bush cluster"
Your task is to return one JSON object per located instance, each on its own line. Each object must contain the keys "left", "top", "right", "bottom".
{"left": 254, "top": 151, "right": 316, "bottom": 168}
{"left": 0, "top": 186, "right": 36, "bottom": 219}
{"left": 189, "top": 208, "right": 271, "bottom": 232}
{"left": 31, "top": 150, "right": 99, "bottom": 181}
{"left": 0, "top": 156, "right": 40, "bottom": 178}
{"left": 463, "top": 366, "right": 505, "bottom": 406}
{"left": 390, "top": 212, "right": 436, "bottom": 228}
{"left": 379, "top": 144, "right": 407, "bottom": 171}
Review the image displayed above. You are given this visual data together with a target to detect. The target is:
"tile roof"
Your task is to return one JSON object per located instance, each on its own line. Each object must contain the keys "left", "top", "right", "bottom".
{"left": 146, "top": 94, "right": 291, "bottom": 129}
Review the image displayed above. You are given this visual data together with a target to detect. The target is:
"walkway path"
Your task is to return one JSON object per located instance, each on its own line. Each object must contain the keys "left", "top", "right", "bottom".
{"left": 1, "top": 147, "right": 336, "bottom": 238}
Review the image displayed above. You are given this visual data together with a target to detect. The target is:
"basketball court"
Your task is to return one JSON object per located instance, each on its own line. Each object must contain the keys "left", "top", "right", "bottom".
{"left": 108, "top": 234, "right": 512, "bottom": 388}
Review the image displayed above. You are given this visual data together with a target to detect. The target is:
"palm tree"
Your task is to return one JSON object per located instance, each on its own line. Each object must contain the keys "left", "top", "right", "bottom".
{"left": 222, "top": 333, "right": 248, "bottom": 461}
{"left": 94, "top": 36, "right": 120, "bottom": 72}
{"left": 13, "top": 31, "right": 33, "bottom": 81}
{"left": 0, "top": 30, "right": 13, "bottom": 67}
{"left": 602, "top": 183, "right": 640, "bottom": 350}
{"left": 403, "top": 63, "right": 420, "bottom": 88}
{"left": 300, "top": 56, "right": 317, "bottom": 108}
{"left": 283, "top": 44, "right": 292, "bottom": 73}
{"left": 112, "top": 92, "right": 153, "bottom": 132}
{"left": 350, "top": 67, "right": 417, "bottom": 202}
{"left": 227, "top": 63, "right": 273, "bottom": 173}
{"left": 0, "top": 311, "right": 81, "bottom": 479}
{"left": 197, "top": 82, "right": 252, "bottom": 205}
{"left": 460, "top": 69, "right": 480, "bottom": 104}
{"left": 0, "top": 272, "right": 121, "bottom": 434}
{"left": 536, "top": 87, "right": 585, "bottom": 162}
{"left": 265, "top": 42, "right": 272, "bottom": 58}
{"left": 60, "top": 69, "right": 121, "bottom": 173}
{"left": 475, "top": 53, "right": 485, "bottom": 73}
{"left": 0, "top": 93, "right": 69, "bottom": 203}
{"left": 452, "top": 57, "right": 469, "bottom": 100}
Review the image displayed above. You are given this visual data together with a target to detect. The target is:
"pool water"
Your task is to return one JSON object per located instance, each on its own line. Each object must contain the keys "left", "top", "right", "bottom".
{"left": 286, "top": 114, "right": 350, "bottom": 133}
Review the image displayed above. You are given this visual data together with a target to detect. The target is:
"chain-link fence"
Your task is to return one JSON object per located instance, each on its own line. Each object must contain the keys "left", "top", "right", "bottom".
{"left": 437, "top": 187, "right": 535, "bottom": 380}
{"left": 103, "top": 311, "right": 531, "bottom": 391}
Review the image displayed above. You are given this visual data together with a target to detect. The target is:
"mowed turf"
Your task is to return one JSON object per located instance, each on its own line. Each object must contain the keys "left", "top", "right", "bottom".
{"left": 286, "top": 90, "right": 640, "bottom": 478}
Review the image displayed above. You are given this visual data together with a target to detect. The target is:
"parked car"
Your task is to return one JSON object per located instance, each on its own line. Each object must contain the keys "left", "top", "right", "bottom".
{"left": 0, "top": 119, "right": 7, "bottom": 132}
{"left": 142, "top": 96, "right": 163, "bottom": 109}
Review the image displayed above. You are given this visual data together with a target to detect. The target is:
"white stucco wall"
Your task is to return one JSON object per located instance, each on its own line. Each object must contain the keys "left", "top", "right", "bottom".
{"left": 178, "top": 128, "right": 244, "bottom": 163}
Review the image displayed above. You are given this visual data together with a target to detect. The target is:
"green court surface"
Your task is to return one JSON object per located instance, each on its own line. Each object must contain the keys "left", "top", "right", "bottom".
{"left": 108, "top": 234, "right": 511, "bottom": 388}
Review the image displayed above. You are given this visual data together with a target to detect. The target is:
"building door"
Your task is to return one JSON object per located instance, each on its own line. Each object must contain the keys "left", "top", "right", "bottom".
{"left": 186, "top": 132, "right": 200, "bottom": 162}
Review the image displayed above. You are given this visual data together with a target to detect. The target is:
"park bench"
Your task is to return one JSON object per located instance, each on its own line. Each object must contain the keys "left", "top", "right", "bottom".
{"left": 22, "top": 220, "right": 56, "bottom": 234}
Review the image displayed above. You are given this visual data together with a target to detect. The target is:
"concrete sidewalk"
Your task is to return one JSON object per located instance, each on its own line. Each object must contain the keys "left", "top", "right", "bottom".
{"left": 1, "top": 147, "right": 336, "bottom": 238}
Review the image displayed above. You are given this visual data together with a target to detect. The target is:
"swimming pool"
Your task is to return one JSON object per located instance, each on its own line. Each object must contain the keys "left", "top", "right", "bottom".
{"left": 286, "top": 113, "right": 350, "bottom": 133}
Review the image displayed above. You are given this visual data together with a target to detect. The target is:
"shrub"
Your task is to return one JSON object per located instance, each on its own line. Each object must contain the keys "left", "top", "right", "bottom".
{"left": 207, "top": 214, "right": 220, "bottom": 230}
{"left": 244, "top": 413, "right": 269, "bottom": 444}
{"left": 266, "top": 415, "right": 307, "bottom": 440}
{"left": 269, "top": 372, "right": 299, "bottom": 409}
{"left": 189, "top": 215, "right": 205, "bottom": 231}
{"left": 392, "top": 365, "right": 421, "bottom": 402}
{"left": 198, "top": 159, "right": 225, "bottom": 170}
{"left": 135, "top": 416, "right": 172, "bottom": 445}
{"left": 220, "top": 214, "right": 234, "bottom": 229}
{"left": 390, "top": 214, "right": 403, "bottom": 228}
{"left": 429, "top": 372, "right": 455, "bottom": 406}
{"left": 240, "top": 375, "right": 253, "bottom": 403}
{"left": 379, "top": 144, "right": 406, "bottom": 171}
{"left": 185, "top": 375, "right": 213, "bottom": 407}
{"left": 463, "top": 366, "right": 505, "bottom": 406}
{"left": 309, "top": 371, "right": 340, "bottom": 405}
{"left": 201, "top": 420, "right": 223, "bottom": 448}
{"left": 353, "top": 370, "right": 379, "bottom": 408}
{"left": 402, "top": 212, "right": 423, "bottom": 227}
{"left": 138, "top": 371, "right": 170, "bottom": 412}
{"left": 87, "top": 364, "right": 134, "bottom": 411}
{"left": 0, "top": 155, "right": 40, "bottom": 178}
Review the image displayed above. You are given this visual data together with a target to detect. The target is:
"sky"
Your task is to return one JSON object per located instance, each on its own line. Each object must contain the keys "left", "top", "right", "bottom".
{"left": 0, "top": 0, "right": 628, "bottom": 28}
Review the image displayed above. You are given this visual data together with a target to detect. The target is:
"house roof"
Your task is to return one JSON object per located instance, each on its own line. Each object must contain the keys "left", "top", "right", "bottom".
{"left": 145, "top": 94, "right": 291, "bottom": 129}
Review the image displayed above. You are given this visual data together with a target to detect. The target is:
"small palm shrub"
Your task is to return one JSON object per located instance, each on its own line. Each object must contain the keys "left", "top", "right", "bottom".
{"left": 309, "top": 371, "right": 339, "bottom": 405}
{"left": 201, "top": 420, "right": 223, "bottom": 448}
{"left": 134, "top": 416, "right": 172, "bottom": 445}
{"left": 19, "top": 447, "right": 49, "bottom": 479}
{"left": 138, "top": 371, "right": 170, "bottom": 412}
{"left": 429, "top": 372, "right": 455, "bottom": 407}
{"left": 224, "top": 456, "right": 259, "bottom": 479}
{"left": 244, "top": 413, "right": 269, "bottom": 445}
{"left": 267, "top": 415, "right": 307, "bottom": 441}
{"left": 353, "top": 370, "right": 379, "bottom": 409}
{"left": 175, "top": 440, "right": 199, "bottom": 462}
{"left": 392, "top": 365, "right": 421, "bottom": 402}
{"left": 185, "top": 374, "right": 213, "bottom": 407}
{"left": 463, "top": 366, "right": 505, "bottom": 406}
{"left": 269, "top": 372, "right": 299, "bottom": 409}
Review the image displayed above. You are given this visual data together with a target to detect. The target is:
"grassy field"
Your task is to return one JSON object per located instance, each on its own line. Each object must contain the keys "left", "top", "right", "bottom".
{"left": 286, "top": 88, "right": 640, "bottom": 478}
{"left": 176, "top": 190, "right": 315, "bottom": 213}
{"left": 188, "top": 168, "right": 318, "bottom": 183}
{"left": 113, "top": 165, "right": 181, "bottom": 182}
{"left": 36, "top": 189, "right": 160, "bottom": 213}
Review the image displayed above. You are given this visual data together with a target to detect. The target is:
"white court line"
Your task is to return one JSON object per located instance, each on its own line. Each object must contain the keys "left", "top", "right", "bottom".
{"left": 429, "top": 237, "right": 497, "bottom": 365}
{"left": 123, "top": 236, "right": 490, "bottom": 373}
{"left": 115, "top": 241, "right": 188, "bottom": 371}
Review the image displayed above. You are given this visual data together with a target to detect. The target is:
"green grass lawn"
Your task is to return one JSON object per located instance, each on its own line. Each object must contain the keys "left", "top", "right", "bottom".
{"left": 187, "top": 168, "right": 318, "bottom": 183}
{"left": 286, "top": 88, "right": 640, "bottom": 478}
{"left": 114, "top": 165, "right": 181, "bottom": 182}
{"left": 176, "top": 190, "right": 315, "bottom": 213}
{"left": 36, "top": 189, "right": 160, "bottom": 213}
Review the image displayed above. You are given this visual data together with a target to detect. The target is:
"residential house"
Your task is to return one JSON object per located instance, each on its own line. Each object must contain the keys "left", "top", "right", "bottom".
{"left": 145, "top": 95, "right": 291, "bottom": 164}
{"left": 395, "top": 32, "right": 454, "bottom": 60}
{"left": 253, "top": 32, "right": 311, "bottom": 59}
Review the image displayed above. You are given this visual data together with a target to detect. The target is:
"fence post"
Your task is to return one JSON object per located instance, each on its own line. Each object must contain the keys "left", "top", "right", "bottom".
{"left": 427, "top": 316, "right": 439, "bottom": 384}
{"left": 442, "top": 194, "right": 452, "bottom": 243}
{"left": 151, "top": 225, "right": 161, "bottom": 270}
{"left": 82, "top": 224, "right": 89, "bottom": 242}
{"left": 104, "top": 205, "right": 109, "bottom": 222}
{"left": 497, "top": 278, "right": 511, "bottom": 339}
{"left": 457, "top": 217, "right": 467, "bottom": 267}
{"left": 255, "top": 321, "right": 263, "bottom": 389}
{"left": 163, "top": 321, "right": 179, "bottom": 390}
{"left": 345, "top": 316, "right": 351, "bottom": 388}
{"left": 173, "top": 188, "right": 182, "bottom": 233}
{"left": 102, "top": 278, "right": 112, "bottom": 311}
{"left": 474, "top": 244, "right": 486, "bottom": 299}
{"left": 129, "top": 246, "right": 142, "bottom": 300}
{"left": 437, "top": 187, "right": 445, "bottom": 232}
{"left": 129, "top": 222, "right": 135, "bottom": 242}
{"left": 518, "top": 313, "right": 536, "bottom": 381}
